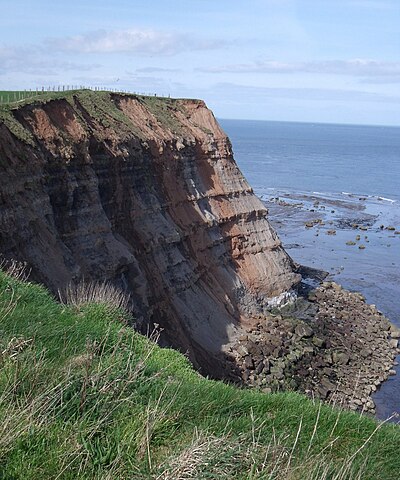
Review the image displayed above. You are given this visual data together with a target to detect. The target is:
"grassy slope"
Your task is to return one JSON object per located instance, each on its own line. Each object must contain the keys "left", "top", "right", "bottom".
{"left": 0, "top": 271, "right": 399, "bottom": 479}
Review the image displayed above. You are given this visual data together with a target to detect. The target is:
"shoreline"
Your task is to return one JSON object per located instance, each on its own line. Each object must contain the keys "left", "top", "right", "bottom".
{"left": 224, "top": 279, "right": 399, "bottom": 416}
{"left": 223, "top": 188, "right": 400, "bottom": 420}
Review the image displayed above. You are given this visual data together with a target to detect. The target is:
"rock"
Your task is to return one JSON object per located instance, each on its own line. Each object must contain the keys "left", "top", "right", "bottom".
{"left": 295, "top": 324, "right": 314, "bottom": 338}
{"left": 237, "top": 345, "right": 249, "bottom": 357}
{"left": 246, "top": 340, "right": 262, "bottom": 356}
{"left": 332, "top": 352, "right": 350, "bottom": 365}
{"left": 389, "top": 369, "right": 397, "bottom": 376}
{"left": 346, "top": 241, "right": 356, "bottom": 246}
{"left": 358, "top": 244, "right": 366, "bottom": 250}
{"left": 319, "top": 377, "right": 336, "bottom": 395}
{"left": 254, "top": 362, "right": 264, "bottom": 375}
{"left": 303, "top": 346, "right": 314, "bottom": 354}
{"left": 244, "top": 356, "right": 254, "bottom": 369}
{"left": 270, "top": 366, "right": 284, "bottom": 379}
{"left": 312, "top": 336, "right": 326, "bottom": 348}
{"left": 390, "top": 326, "right": 400, "bottom": 338}
{"left": 389, "top": 339, "right": 398, "bottom": 349}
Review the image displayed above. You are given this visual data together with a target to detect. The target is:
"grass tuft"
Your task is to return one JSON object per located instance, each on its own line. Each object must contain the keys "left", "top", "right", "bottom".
{"left": 58, "top": 280, "right": 131, "bottom": 316}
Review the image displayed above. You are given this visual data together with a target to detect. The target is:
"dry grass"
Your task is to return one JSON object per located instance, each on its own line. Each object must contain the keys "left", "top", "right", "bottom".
{"left": 58, "top": 280, "right": 131, "bottom": 314}
{"left": 0, "top": 257, "right": 30, "bottom": 282}
{"left": 154, "top": 406, "right": 379, "bottom": 480}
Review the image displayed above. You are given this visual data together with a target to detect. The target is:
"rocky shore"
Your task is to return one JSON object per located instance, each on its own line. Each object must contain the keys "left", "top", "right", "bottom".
{"left": 225, "top": 281, "right": 399, "bottom": 414}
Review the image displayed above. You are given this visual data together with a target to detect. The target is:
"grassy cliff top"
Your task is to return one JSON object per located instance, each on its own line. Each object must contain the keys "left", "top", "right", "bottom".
{"left": 0, "top": 268, "right": 399, "bottom": 479}
{"left": 0, "top": 89, "right": 189, "bottom": 107}
{"left": 0, "top": 89, "right": 203, "bottom": 145}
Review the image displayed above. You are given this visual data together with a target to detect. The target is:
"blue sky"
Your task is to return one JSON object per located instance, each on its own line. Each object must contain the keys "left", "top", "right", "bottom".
{"left": 1, "top": 0, "right": 399, "bottom": 125}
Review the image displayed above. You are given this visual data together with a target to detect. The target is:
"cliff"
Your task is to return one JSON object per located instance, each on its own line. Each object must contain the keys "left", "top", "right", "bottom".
{"left": 0, "top": 90, "right": 300, "bottom": 374}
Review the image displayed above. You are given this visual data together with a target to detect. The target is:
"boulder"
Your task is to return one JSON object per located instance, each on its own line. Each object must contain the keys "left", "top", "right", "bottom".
{"left": 295, "top": 324, "right": 314, "bottom": 338}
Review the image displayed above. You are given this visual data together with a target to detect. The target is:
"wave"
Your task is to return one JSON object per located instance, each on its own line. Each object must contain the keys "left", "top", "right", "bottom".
{"left": 255, "top": 186, "right": 398, "bottom": 204}
{"left": 376, "top": 196, "right": 396, "bottom": 203}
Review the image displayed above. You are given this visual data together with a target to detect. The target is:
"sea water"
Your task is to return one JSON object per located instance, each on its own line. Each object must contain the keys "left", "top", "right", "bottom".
{"left": 220, "top": 118, "right": 400, "bottom": 421}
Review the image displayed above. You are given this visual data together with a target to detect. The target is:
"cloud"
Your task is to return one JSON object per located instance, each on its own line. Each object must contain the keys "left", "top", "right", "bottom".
{"left": 48, "top": 28, "right": 228, "bottom": 56}
{"left": 0, "top": 45, "right": 98, "bottom": 76}
{"left": 198, "top": 59, "right": 400, "bottom": 82}
{"left": 135, "top": 67, "right": 181, "bottom": 73}
{"left": 206, "top": 82, "right": 400, "bottom": 104}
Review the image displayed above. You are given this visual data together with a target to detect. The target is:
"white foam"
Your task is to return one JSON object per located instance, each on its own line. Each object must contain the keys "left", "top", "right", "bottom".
{"left": 377, "top": 196, "right": 396, "bottom": 203}
{"left": 267, "top": 290, "right": 297, "bottom": 308}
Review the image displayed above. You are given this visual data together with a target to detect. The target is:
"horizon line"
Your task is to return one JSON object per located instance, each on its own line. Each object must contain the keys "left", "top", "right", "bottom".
{"left": 217, "top": 116, "right": 400, "bottom": 129}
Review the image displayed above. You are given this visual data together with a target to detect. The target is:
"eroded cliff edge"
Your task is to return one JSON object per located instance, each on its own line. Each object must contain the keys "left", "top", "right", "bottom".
{"left": 0, "top": 91, "right": 300, "bottom": 374}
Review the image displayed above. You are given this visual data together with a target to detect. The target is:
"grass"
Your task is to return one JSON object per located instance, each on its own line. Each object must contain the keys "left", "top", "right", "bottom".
{"left": 58, "top": 280, "right": 131, "bottom": 313}
{"left": 0, "top": 90, "right": 85, "bottom": 146}
{"left": 0, "top": 90, "right": 80, "bottom": 106}
{"left": 0, "top": 269, "right": 399, "bottom": 479}
{"left": 138, "top": 95, "right": 186, "bottom": 134}
{"left": 0, "top": 89, "right": 188, "bottom": 145}
{"left": 0, "top": 90, "right": 40, "bottom": 104}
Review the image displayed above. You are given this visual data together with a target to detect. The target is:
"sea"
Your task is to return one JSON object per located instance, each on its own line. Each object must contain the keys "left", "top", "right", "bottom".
{"left": 219, "top": 118, "right": 400, "bottom": 421}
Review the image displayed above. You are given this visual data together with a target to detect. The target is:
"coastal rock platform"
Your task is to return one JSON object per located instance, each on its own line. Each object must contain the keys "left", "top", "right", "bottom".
{"left": 224, "top": 281, "right": 399, "bottom": 414}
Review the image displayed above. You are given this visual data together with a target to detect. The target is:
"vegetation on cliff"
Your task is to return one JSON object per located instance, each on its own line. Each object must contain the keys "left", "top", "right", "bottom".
{"left": 0, "top": 269, "right": 399, "bottom": 479}
{"left": 0, "top": 89, "right": 187, "bottom": 143}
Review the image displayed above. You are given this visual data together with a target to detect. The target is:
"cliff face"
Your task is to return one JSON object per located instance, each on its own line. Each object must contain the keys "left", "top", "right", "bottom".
{"left": 0, "top": 91, "right": 300, "bottom": 373}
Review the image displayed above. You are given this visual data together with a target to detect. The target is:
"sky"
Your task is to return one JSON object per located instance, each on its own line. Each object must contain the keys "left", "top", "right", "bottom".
{"left": 1, "top": 0, "right": 399, "bottom": 125}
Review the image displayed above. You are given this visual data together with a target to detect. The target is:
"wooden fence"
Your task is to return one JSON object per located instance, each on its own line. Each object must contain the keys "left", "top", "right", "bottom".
{"left": 0, "top": 86, "right": 171, "bottom": 105}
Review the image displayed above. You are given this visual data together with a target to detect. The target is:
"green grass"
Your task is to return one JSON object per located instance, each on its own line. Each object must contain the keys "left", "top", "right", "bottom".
{"left": 0, "top": 90, "right": 36, "bottom": 104}
{"left": 0, "top": 269, "right": 399, "bottom": 479}
{"left": 0, "top": 90, "right": 86, "bottom": 146}
{"left": 138, "top": 95, "right": 186, "bottom": 134}
{"left": 0, "top": 89, "right": 188, "bottom": 145}
{"left": 0, "top": 90, "right": 73, "bottom": 106}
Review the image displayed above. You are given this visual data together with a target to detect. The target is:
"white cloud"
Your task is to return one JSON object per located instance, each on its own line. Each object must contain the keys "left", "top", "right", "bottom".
{"left": 0, "top": 45, "right": 98, "bottom": 75}
{"left": 206, "top": 82, "right": 400, "bottom": 104}
{"left": 48, "top": 28, "right": 228, "bottom": 56}
{"left": 136, "top": 67, "right": 181, "bottom": 73}
{"left": 198, "top": 59, "right": 400, "bottom": 82}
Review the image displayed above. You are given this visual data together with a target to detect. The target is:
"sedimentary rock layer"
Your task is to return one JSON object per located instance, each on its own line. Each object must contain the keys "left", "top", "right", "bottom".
{"left": 0, "top": 91, "right": 300, "bottom": 373}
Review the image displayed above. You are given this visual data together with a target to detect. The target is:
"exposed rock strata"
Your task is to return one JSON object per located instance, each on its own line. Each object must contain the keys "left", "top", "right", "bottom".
{"left": 0, "top": 91, "right": 299, "bottom": 374}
